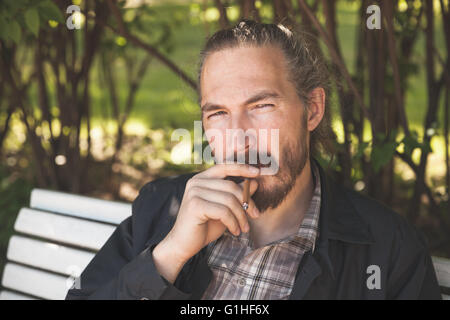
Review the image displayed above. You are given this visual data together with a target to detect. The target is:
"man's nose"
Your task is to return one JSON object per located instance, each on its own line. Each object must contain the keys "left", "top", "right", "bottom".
{"left": 227, "top": 114, "right": 257, "bottom": 154}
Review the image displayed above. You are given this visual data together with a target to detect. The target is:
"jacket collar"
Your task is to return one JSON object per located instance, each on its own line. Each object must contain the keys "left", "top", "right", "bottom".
{"left": 314, "top": 157, "right": 375, "bottom": 245}
{"left": 312, "top": 157, "right": 375, "bottom": 279}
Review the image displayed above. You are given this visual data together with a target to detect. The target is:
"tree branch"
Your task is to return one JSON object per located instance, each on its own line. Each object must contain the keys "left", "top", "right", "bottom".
{"left": 297, "top": 0, "right": 371, "bottom": 121}
{"left": 99, "top": 1, "right": 197, "bottom": 90}
{"left": 383, "top": 0, "right": 410, "bottom": 136}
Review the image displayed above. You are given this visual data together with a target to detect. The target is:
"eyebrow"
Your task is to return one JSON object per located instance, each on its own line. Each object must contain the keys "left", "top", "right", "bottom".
{"left": 201, "top": 90, "right": 281, "bottom": 113}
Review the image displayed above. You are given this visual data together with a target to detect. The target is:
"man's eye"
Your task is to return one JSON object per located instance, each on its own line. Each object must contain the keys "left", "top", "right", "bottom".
{"left": 208, "top": 111, "right": 227, "bottom": 119}
{"left": 254, "top": 104, "right": 274, "bottom": 109}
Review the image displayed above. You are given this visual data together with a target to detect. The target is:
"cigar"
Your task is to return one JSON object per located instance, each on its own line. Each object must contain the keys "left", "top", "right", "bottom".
{"left": 242, "top": 178, "right": 250, "bottom": 212}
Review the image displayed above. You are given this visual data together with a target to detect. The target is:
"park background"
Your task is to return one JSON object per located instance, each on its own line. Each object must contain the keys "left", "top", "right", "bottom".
{"left": 0, "top": 0, "right": 449, "bottom": 278}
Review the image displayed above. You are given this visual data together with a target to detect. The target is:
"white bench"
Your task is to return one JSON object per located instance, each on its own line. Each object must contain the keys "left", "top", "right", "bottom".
{"left": 0, "top": 189, "right": 131, "bottom": 300}
{"left": 0, "top": 188, "right": 449, "bottom": 300}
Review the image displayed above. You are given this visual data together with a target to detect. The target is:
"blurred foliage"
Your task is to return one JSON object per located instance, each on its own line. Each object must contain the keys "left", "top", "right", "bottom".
{"left": 0, "top": 0, "right": 448, "bottom": 269}
{"left": 0, "top": 0, "right": 63, "bottom": 43}
{"left": 0, "top": 164, "right": 33, "bottom": 278}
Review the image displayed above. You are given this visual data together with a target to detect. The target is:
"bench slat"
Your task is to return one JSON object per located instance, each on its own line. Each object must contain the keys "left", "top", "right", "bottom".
{"left": 7, "top": 235, "right": 95, "bottom": 276}
{"left": 14, "top": 208, "right": 116, "bottom": 251}
{"left": 0, "top": 290, "right": 37, "bottom": 300}
{"left": 30, "top": 188, "right": 131, "bottom": 225}
{"left": 432, "top": 256, "right": 450, "bottom": 289}
{"left": 2, "top": 263, "right": 71, "bottom": 300}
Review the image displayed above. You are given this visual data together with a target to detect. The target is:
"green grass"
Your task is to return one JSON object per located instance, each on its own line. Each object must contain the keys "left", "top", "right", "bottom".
{"left": 90, "top": 3, "right": 205, "bottom": 131}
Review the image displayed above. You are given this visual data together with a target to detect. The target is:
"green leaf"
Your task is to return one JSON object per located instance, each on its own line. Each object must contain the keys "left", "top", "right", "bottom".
{"left": 402, "top": 135, "right": 421, "bottom": 157}
{"left": 370, "top": 140, "right": 398, "bottom": 173}
{"left": 354, "top": 141, "right": 370, "bottom": 160}
{"left": 25, "top": 8, "right": 40, "bottom": 36}
{"left": 0, "top": 15, "right": 7, "bottom": 41}
{"left": 2, "top": 0, "right": 26, "bottom": 12}
{"left": 420, "top": 140, "right": 433, "bottom": 154}
{"left": 38, "top": 0, "right": 64, "bottom": 23}
{"left": 8, "top": 20, "right": 21, "bottom": 44}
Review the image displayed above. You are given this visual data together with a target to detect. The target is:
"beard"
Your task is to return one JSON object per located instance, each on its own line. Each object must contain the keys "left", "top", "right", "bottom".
{"left": 252, "top": 129, "right": 309, "bottom": 213}
{"left": 210, "top": 117, "right": 309, "bottom": 213}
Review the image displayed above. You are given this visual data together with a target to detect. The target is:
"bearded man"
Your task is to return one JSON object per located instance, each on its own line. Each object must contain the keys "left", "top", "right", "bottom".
{"left": 66, "top": 20, "right": 441, "bottom": 300}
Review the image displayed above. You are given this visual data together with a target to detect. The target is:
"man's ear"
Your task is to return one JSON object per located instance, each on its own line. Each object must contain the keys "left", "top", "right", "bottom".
{"left": 306, "top": 87, "right": 326, "bottom": 132}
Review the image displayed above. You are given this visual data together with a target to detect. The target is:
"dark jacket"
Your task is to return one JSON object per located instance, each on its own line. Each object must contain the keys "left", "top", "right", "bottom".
{"left": 65, "top": 161, "right": 442, "bottom": 300}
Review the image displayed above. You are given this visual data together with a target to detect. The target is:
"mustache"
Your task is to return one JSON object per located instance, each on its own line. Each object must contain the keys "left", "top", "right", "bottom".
{"left": 223, "top": 152, "right": 273, "bottom": 168}
{"left": 223, "top": 151, "right": 278, "bottom": 184}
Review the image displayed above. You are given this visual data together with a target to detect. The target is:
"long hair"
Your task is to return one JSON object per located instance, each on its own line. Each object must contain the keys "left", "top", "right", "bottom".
{"left": 196, "top": 19, "right": 336, "bottom": 157}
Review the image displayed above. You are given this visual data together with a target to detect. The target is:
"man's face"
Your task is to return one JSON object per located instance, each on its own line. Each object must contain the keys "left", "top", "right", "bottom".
{"left": 200, "top": 45, "right": 310, "bottom": 212}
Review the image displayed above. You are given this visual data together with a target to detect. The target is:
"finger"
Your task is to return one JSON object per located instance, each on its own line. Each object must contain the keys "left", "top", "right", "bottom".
{"left": 197, "top": 163, "right": 260, "bottom": 179}
{"left": 190, "top": 178, "right": 260, "bottom": 219}
{"left": 192, "top": 178, "right": 258, "bottom": 199}
{"left": 193, "top": 187, "right": 249, "bottom": 233}
{"left": 189, "top": 178, "right": 244, "bottom": 201}
{"left": 197, "top": 198, "right": 241, "bottom": 236}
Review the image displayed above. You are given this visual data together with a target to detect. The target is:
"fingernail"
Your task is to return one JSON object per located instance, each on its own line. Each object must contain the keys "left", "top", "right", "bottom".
{"left": 243, "top": 223, "right": 249, "bottom": 233}
{"left": 249, "top": 166, "right": 259, "bottom": 174}
{"left": 252, "top": 208, "right": 260, "bottom": 218}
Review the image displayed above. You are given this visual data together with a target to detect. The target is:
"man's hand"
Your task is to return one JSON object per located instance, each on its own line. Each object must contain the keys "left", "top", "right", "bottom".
{"left": 152, "top": 164, "right": 260, "bottom": 283}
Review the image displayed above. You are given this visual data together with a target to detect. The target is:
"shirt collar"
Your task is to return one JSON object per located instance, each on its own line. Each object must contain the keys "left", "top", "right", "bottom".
{"left": 296, "top": 160, "right": 321, "bottom": 253}
{"left": 224, "top": 160, "right": 322, "bottom": 251}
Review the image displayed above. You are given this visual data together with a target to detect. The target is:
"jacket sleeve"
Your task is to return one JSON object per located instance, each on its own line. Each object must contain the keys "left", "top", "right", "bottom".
{"left": 386, "top": 219, "right": 442, "bottom": 300}
{"left": 65, "top": 180, "right": 191, "bottom": 300}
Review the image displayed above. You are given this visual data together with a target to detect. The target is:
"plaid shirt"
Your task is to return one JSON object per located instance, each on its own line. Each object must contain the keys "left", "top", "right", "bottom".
{"left": 201, "top": 162, "right": 321, "bottom": 300}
